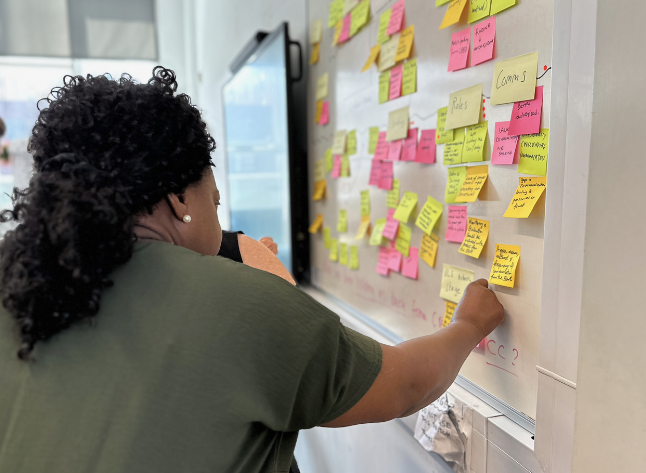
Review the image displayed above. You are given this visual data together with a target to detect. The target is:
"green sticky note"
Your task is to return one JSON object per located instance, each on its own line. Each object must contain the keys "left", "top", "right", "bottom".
{"left": 369, "top": 127, "right": 380, "bottom": 154}
{"left": 341, "top": 154, "right": 351, "bottom": 177}
{"left": 347, "top": 130, "right": 357, "bottom": 155}
{"left": 339, "top": 243, "right": 349, "bottom": 266}
{"left": 338, "top": 209, "right": 348, "bottom": 233}
{"left": 443, "top": 128, "right": 466, "bottom": 165}
{"left": 349, "top": 246, "right": 360, "bottom": 270}
{"left": 325, "top": 148, "right": 333, "bottom": 173}
{"left": 518, "top": 128, "right": 549, "bottom": 176}
{"left": 395, "top": 223, "right": 412, "bottom": 257}
{"left": 402, "top": 59, "right": 417, "bottom": 96}
{"left": 377, "top": 9, "right": 391, "bottom": 44}
{"left": 462, "top": 122, "right": 488, "bottom": 163}
{"left": 329, "top": 238, "right": 339, "bottom": 261}
{"left": 350, "top": 0, "right": 370, "bottom": 37}
{"left": 436, "top": 107, "right": 454, "bottom": 144}
{"left": 445, "top": 166, "right": 468, "bottom": 203}
{"left": 393, "top": 191, "right": 418, "bottom": 223}
{"left": 387, "top": 179, "right": 400, "bottom": 209}
{"left": 490, "top": 0, "right": 516, "bottom": 15}
{"left": 415, "top": 196, "right": 444, "bottom": 236}
{"left": 324, "top": 227, "right": 332, "bottom": 248}
{"left": 329, "top": 0, "right": 344, "bottom": 28}
{"left": 468, "top": 0, "right": 491, "bottom": 23}
{"left": 369, "top": 218, "right": 387, "bottom": 246}
{"left": 379, "top": 71, "right": 390, "bottom": 104}
{"left": 436, "top": 0, "right": 452, "bottom": 5}
{"left": 360, "top": 189, "right": 371, "bottom": 217}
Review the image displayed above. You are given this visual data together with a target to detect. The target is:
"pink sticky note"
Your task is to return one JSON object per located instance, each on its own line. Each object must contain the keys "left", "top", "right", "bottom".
{"left": 369, "top": 159, "right": 383, "bottom": 186}
{"left": 387, "top": 0, "right": 406, "bottom": 35}
{"left": 491, "top": 121, "right": 520, "bottom": 164}
{"left": 319, "top": 101, "right": 329, "bottom": 125}
{"left": 387, "top": 249, "right": 403, "bottom": 272}
{"left": 402, "top": 247, "right": 419, "bottom": 279}
{"left": 416, "top": 129, "right": 436, "bottom": 164}
{"left": 374, "top": 132, "right": 389, "bottom": 160}
{"left": 379, "top": 160, "right": 394, "bottom": 190}
{"left": 382, "top": 215, "right": 400, "bottom": 240}
{"left": 376, "top": 247, "right": 391, "bottom": 276}
{"left": 445, "top": 206, "right": 467, "bottom": 243}
{"left": 401, "top": 128, "right": 418, "bottom": 161}
{"left": 331, "top": 155, "right": 342, "bottom": 178}
{"left": 388, "top": 139, "right": 403, "bottom": 161}
{"left": 338, "top": 14, "right": 352, "bottom": 43}
{"left": 389, "top": 64, "right": 404, "bottom": 100}
{"left": 508, "top": 86, "right": 543, "bottom": 136}
{"left": 448, "top": 28, "right": 471, "bottom": 72}
{"left": 471, "top": 17, "right": 496, "bottom": 66}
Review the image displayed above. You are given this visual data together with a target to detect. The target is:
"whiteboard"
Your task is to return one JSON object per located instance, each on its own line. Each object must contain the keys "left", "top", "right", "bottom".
{"left": 307, "top": 0, "right": 554, "bottom": 420}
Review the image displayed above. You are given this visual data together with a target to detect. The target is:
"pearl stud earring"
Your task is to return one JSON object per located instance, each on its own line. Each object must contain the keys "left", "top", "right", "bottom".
{"left": 183, "top": 215, "right": 192, "bottom": 223}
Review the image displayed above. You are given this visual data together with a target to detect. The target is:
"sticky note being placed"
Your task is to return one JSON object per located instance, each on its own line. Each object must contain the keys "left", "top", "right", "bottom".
{"left": 347, "top": 130, "right": 357, "bottom": 155}
{"left": 379, "top": 160, "right": 394, "bottom": 190}
{"left": 369, "top": 127, "right": 380, "bottom": 153}
{"left": 330, "top": 238, "right": 339, "bottom": 261}
{"left": 445, "top": 165, "right": 468, "bottom": 203}
{"left": 349, "top": 246, "right": 360, "bottom": 270}
{"left": 415, "top": 195, "right": 443, "bottom": 235}
{"left": 489, "top": 244, "right": 521, "bottom": 288}
{"left": 395, "top": 25, "right": 414, "bottom": 62}
{"left": 416, "top": 129, "right": 436, "bottom": 164}
{"left": 420, "top": 232, "right": 439, "bottom": 268}
{"left": 379, "top": 71, "right": 390, "bottom": 104}
{"left": 440, "top": 0, "right": 468, "bottom": 30}
{"left": 355, "top": 216, "right": 371, "bottom": 239}
{"left": 395, "top": 223, "right": 412, "bottom": 257}
{"left": 329, "top": 0, "right": 344, "bottom": 28}
{"left": 448, "top": 28, "right": 470, "bottom": 72}
{"left": 402, "top": 59, "right": 417, "bottom": 96}
{"left": 312, "top": 179, "right": 327, "bottom": 200}
{"left": 491, "top": 121, "right": 519, "bottom": 164}
{"left": 316, "top": 73, "right": 329, "bottom": 100}
{"left": 339, "top": 242, "right": 349, "bottom": 266}
{"left": 490, "top": 0, "right": 516, "bottom": 15}
{"left": 383, "top": 208, "right": 400, "bottom": 240}
{"left": 394, "top": 191, "right": 418, "bottom": 223}
{"left": 341, "top": 154, "right": 351, "bottom": 177}
{"left": 442, "top": 301, "right": 457, "bottom": 327}
{"left": 471, "top": 16, "right": 496, "bottom": 66}
{"left": 387, "top": 0, "right": 406, "bottom": 35}
{"left": 369, "top": 159, "right": 382, "bottom": 186}
{"left": 350, "top": 0, "right": 370, "bottom": 36}
{"left": 468, "top": 0, "right": 491, "bottom": 23}
{"left": 370, "top": 218, "right": 387, "bottom": 246}
{"left": 387, "top": 106, "right": 410, "bottom": 141}
{"left": 331, "top": 155, "right": 342, "bottom": 178}
{"left": 459, "top": 217, "right": 489, "bottom": 258}
{"left": 377, "top": 9, "right": 392, "bottom": 44}
{"left": 443, "top": 128, "right": 465, "bottom": 165}
{"left": 387, "top": 179, "right": 401, "bottom": 208}
{"left": 376, "top": 246, "right": 391, "bottom": 276}
{"left": 490, "top": 52, "right": 538, "bottom": 105}
{"left": 436, "top": 107, "right": 454, "bottom": 144}
{"left": 310, "top": 43, "right": 320, "bottom": 65}
{"left": 374, "top": 132, "right": 389, "bottom": 160}
{"left": 389, "top": 64, "right": 403, "bottom": 100}
{"left": 440, "top": 264, "right": 474, "bottom": 303}
{"left": 388, "top": 248, "right": 403, "bottom": 272}
{"left": 402, "top": 247, "right": 419, "bottom": 279}
{"left": 445, "top": 205, "right": 467, "bottom": 242}
{"left": 362, "top": 45, "right": 381, "bottom": 72}
{"left": 378, "top": 35, "right": 400, "bottom": 71}
{"left": 445, "top": 83, "right": 482, "bottom": 130}
{"left": 518, "top": 129, "right": 549, "bottom": 176}
{"left": 388, "top": 139, "right": 402, "bottom": 161}
{"left": 309, "top": 214, "right": 324, "bottom": 234}
{"left": 338, "top": 209, "right": 348, "bottom": 232}
{"left": 456, "top": 165, "right": 488, "bottom": 202}
{"left": 508, "top": 86, "right": 543, "bottom": 136}
{"left": 401, "top": 128, "right": 417, "bottom": 161}
{"left": 504, "top": 176, "right": 547, "bottom": 218}
{"left": 324, "top": 227, "right": 332, "bottom": 248}
{"left": 332, "top": 130, "right": 347, "bottom": 155}
{"left": 462, "top": 121, "right": 488, "bottom": 163}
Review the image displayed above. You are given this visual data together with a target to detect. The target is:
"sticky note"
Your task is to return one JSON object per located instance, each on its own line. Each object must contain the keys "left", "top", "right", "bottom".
{"left": 491, "top": 121, "right": 519, "bottom": 164}
{"left": 420, "top": 232, "right": 439, "bottom": 268}
{"left": 358, "top": 190, "right": 370, "bottom": 218}
{"left": 459, "top": 217, "right": 489, "bottom": 258}
{"left": 394, "top": 25, "right": 414, "bottom": 62}
{"left": 331, "top": 155, "right": 342, "bottom": 178}
{"left": 468, "top": 0, "right": 491, "bottom": 23}
{"left": 436, "top": 0, "right": 451, "bottom": 4}
{"left": 362, "top": 44, "right": 381, "bottom": 72}
{"left": 387, "top": 0, "right": 405, "bottom": 35}
{"left": 330, "top": 238, "right": 339, "bottom": 261}
{"left": 310, "top": 43, "right": 320, "bottom": 65}
{"left": 343, "top": 0, "right": 360, "bottom": 15}
{"left": 402, "top": 59, "right": 417, "bottom": 95}
{"left": 315, "top": 100, "right": 323, "bottom": 124}
{"left": 378, "top": 34, "right": 400, "bottom": 72}
{"left": 508, "top": 86, "right": 543, "bottom": 136}
{"left": 369, "top": 159, "right": 382, "bottom": 186}
{"left": 324, "top": 227, "right": 332, "bottom": 248}
{"left": 462, "top": 121, "right": 488, "bottom": 163}
{"left": 369, "top": 127, "right": 380, "bottom": 153}
{"left": 341, "top": 154, "right": 351, "bottom": 177}
{"left": 312, "top": 180, "right": 327, "bottom": 201}
{"left": 329, "top": 0, "right": 344, "bottom": 28}
{"left": 445, "top": 205, "right": 467, "bottom": 242}
{"left": 490, "top": 52, "right": 539, "bottom": 105}
{"left": 338, "top": 209, "right": 348, "bottom": 233}
{"left": 377, "top": 9, "right": 392, "bottom": 44}
{"left": 349, "top": 246, "right": 360, "bottom": 270}
{"left": 350, "top": 0, "right": 370, "bottom": 37}
{"left": 518, "top": 129, "right": 549, "bottom": 176}
{"left": 394, "top": 191, "right": 418, "bottom": 223}
{"left": 389, "top": 64, "right": 403, "bottom": 100}
{"left": 442, "top": 301, "right": 457, "bottom": 327}
{"left": 315, "top": 159, "right": 325, "bottom": 182}
{"left": 340, "top": 242, "right": 348, "bottom": 266}
{"left": 316, "top": 73, "right": 329, "bottom": 100}
{"left": 338, "top": 14, "right": 352, "bottom": 43}
{"left": 455, "top": 165, "right": 488, "bottom": 202}
{"left": 387, "top": 106, "right": 409, "bottom": 141}
{"left": 387, "top": 179, "right": 401, "bottom": 208}
{"left": 445, "top": 165, "right": 468, "bottom": 203}
{"left": 319, "top": 101, "right": 330, "bottom": 125}
{"left": 388, "top": 248, "right": 403, "bottom": 271}
{"left": 448, "top": 28, "right": 470, "bottom": 72}
{"left": 490, "top": 0, "right": 516, "bottom": 15}
{"left": 504, "top": 176, "right": 547, "bottom": 218}
{"left": 374, "top": 132, "right": 389, "bottom": 160}
{"left": 370, "top": 218, "right": 387, "bottom": 246}
{"left": 440, "top": 264, "right": 474, "bottom": 303}
{"left": 416, "top": 129, "right": 436, "bottom": 164}
{"left": 379, "top": 71, "right": 390, "bottom": 104}
{"left": 356, "top": 216, "right": 371, "bottom": 239}
{"left": 309, "top": 214, "right": 324, "bottom": 234}
{"left": 440, "top": 0, "right": 468, "bottom": 30}
{"left": 402, "top": 247, "right": 419, "bottom": 279}
{"left": 311, "top": 19, "right": 323, "bottom": 43}
{"left": 401, "top": 128, "right": 417, "bottom": 161}
{"left": 383, "top": 209, "right": 400, "bottom": 240}
{"left": 445, "top": 84, "right": 482, "bottom": 130}
{"left": 415, "top": 195, "right": 443, "bottom": 235}
{"left": 325, "top": 148, "right": 333, "bottom": 172}
{"left": 471, "top": 16, "right": 496, "bottom": 66}
{"left": 388, "top": 140, "right": 402, "bottom": 161}
{"left": 332, "top": 19, "right": 343, "bottom": 46}
{"left": 489, "top": 244, "right": 520, "bottom": 288}
{"left": 395, "top": 223, "right": 412, "bottom": 257}
{"left": 376, "top": 246, "right": 391, "bottom": 275}
{"left": 332, "top": 130, "right": 347, "bottom": 155}
{"left": 436, "top": 107, "right": 455, "bottom": 144}
{"left": 443, "top": 128, "right": 465, "bottom": 165}
{"left": 379, "top": 160, "right": 394, "bottom": 190}
{"left": 346, "top": 130, "right": 357, "bottom": 155}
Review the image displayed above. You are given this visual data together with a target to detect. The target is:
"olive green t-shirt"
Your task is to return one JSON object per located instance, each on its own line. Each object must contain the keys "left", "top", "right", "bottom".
{"left": 0, "top": 242, "right": 382, "bottom": 473}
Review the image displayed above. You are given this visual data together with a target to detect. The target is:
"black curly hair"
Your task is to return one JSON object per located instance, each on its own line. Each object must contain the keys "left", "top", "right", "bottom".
{"left": 0, "top": 67, "right": 215, "bottom": 360}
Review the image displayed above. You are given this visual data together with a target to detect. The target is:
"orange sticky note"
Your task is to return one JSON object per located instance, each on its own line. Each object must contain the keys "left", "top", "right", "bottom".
{"left": 362, "top": 44, "right": 381, "bottom": 72}
{"left": 308, "top": 214, "right": 324, "bottom": 233}
{"left": 489, "top": 244, "right": 520, "bottom": 288}
{"left": 310, "top": 43, "right": 320, "bottom": 65}
{"left": 440, "top": 0, "right": 468, "bottom": 30}
{"left": 455, "top": 165, "right": 488, "bottom": 203}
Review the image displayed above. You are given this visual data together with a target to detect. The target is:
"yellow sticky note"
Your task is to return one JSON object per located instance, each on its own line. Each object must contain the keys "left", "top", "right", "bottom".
{"left": 518, "top": 129, "right": 549, "bottom": 176}
{"left": 394, "top": 25, "right": 414, "bottom": 62}
{"left": 341, "top": 154, "right": 351, "bottom": 177}
{"left": 442, "top": 300, "right": 457, "bottom": 327}
{"left": 340, "top": 242, "right": 349, "bottom": 266}
{"left": 402, "top": 59, "right": 417, "bottom": 96}
{"left": 445, "top": 83, "right": 482, "bottom": 130}
{"left": 387, "top": 106, "right": 409, "bottom": 141}
{"left": 468, "top": 0, "right": 491, "bottom": 23}
{"left": 490, "top": 52, "right": 538, "bottom": 105}
{"left": 314, "top": 159, "right": 325, "bottom": 182}
{"left": 491, "top": 0, "right": 516, "bottom": 15}
{"left": 386, "top": 179, "right": 401, "bottom": 208}
{"left": 355, "top": 216, "right": 371, "bottom": 239}
{"left": 362, "top": 44, "right": 381, "bottom": 72}
{"left": 443, "top": 128, "right": 465, "bottom": 165}
{"left": 395, "top": 223, "right": 412, "bottom": 257}
{"left": 445, "top": 166, "right": 468, "bottom": 203}
{"left": 458, "top": 217, "right": 489, "bottom": 258}
{"left": 332, "top": 130, "right": 347, "bottom": 155}
{"left": 360, "top": 189, "right": 371, "bottom": 217}
{"left": 329, "top": 0, "right": 344, "bottom": 27}
{"left": 420, "top": 232, "right": 440, "bottom": 268}
{"left": 349, "top": 246, "right": 360, "bottom": 270}
{"left": 312, "top": 180, "right": 327, "bottom": 201}
{"left": 489, "top": 244, "right": 520, "bottom": 287}
{"left": 393, "top": 191, "right": 418, "bottom": 223}
{"left": 330, "top": 238, "right": 339, "bottom": 261}
{"left": 436, "top": 107, "right": 454, "bottom": 144}
{"left": 462, "top": 121, "right": 488, "bottom": 163}
{"left": 310, "top": 43, "right": 320, "bottom": 65}
{"left": 440, "top": 263, "right": 475, "bottom": 303}
{"left": 344, "top": 0, "right": 360, "bottom": 15}
{"left": 436, "top": 0, "right": 452, "bottom": 5}
{"left": 316, "top": 73, "right": 329, "bottom": 100}
{"left": 332, "top": 19, "right": 343, "bottom": 46}
{"left": 456, "top": 165, "right": 488, "bottom": 203}
{"left": 369, "top": 218, "right": 387, "bottom": 246}
{"left": 504, "top": 176, "right": 547, "bottom": 218}
{"left": 415, "top": 195, "right": 443, "bottom": 235}
{"left": 309, "top": 214, "right": 324, "bottom": 234}
{"left": 311, "top": 19, "right": 323, "bottom": 43}
{"left": 324, "top": 227, "right": 332, "bottom": 248}
{"left": 347, "top": 130, "right": 357, "bottom": 155}
{"left": 369, "top": 127, "right": 380, "bottom": 153}
{"left": 350, "top": 0, "right": 370, "bottom": 37}
{"left": 377, "top": 9, "right": 391, "bottom": 44}
{"left": 378, "top": 34, "right": 399, "bottom": 72}
{"left": 314, "top": 99, "right": 323, "bottom": 123}
{"left": 440, "top": 0, "right": 469, "bottom": 30}
{"left": 325, "top": 148, "right": 333, "bottom": 172}
{"left": 379, "top": 71, "right": 390, "bottom": 104}
{"left": 338, "top": 209, "right": 348, "bottom": 232}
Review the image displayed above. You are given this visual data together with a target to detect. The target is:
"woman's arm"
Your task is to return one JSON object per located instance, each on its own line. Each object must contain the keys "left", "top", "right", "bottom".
{"left": 237, "top": 234, "right": 296, "bottom": 285}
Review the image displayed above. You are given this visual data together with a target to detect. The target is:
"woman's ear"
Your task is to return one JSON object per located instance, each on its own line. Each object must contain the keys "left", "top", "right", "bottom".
{"left": 166, "top": 193, "right": 188, "bottom": 222}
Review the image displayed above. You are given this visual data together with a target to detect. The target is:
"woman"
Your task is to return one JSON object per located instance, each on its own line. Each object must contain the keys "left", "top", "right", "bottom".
{"left": 0, "top": 68, "right": 503, "bottom": 473}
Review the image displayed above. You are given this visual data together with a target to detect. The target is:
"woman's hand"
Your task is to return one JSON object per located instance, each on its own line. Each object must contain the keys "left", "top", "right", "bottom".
{"left": 259, "top": 237, "right": 278, "bottom": 255}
